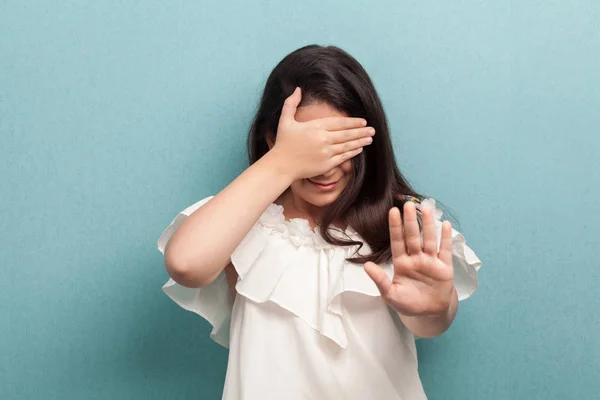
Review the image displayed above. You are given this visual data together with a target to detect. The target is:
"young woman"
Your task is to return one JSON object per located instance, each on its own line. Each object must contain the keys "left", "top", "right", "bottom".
{"left": 158, "top": 44, "right": 482, "bottom": 399}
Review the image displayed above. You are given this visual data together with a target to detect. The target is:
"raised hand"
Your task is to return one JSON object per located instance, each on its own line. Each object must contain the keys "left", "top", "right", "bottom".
{"left": 270, "top": 87, "right": 375, "bottom": 180}
{"left": 364, "top": 201, "right": 455, "bottom": 317}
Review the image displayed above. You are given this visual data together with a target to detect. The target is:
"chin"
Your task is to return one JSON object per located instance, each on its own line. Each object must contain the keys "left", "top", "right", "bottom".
{"left": 304, "top": 195, "right": 338, "bottom": 208}
{"left": 302, "top": 189, "right": 345, "bottom": 208}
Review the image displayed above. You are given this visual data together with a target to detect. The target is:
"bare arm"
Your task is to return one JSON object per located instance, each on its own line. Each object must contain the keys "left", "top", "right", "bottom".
{"left": 164, "top": 151, "right": 292, "bottom": 288}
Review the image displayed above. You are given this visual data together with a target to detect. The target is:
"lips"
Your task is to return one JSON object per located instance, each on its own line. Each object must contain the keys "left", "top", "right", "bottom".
{"left": 307, "top": 178, "right": 339, "bottom": 191}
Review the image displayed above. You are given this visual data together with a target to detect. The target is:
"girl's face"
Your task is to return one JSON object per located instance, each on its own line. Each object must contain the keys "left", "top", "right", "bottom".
{"left": 287, "top": 102, "right": 354, "bottom": 209}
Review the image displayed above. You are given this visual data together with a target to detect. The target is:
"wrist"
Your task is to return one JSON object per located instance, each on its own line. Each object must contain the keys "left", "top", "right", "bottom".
{"left": 396, "top": 287, "right": 458, "bottom": 338}
{"left": 260, "top": 148, "right": 297, "bottom": 184}
{"left": 424, "top": 286, "right": 457, "bottom": 323}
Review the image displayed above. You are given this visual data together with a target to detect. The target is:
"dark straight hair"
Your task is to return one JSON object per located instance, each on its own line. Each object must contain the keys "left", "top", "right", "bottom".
{"left": 247, "top": 44, "right": 445, "bottom": 264}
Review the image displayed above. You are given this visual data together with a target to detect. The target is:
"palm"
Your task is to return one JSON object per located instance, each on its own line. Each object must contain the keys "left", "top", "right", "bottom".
{"left": 364, "top": 201, "right": 455, "bottom": 317}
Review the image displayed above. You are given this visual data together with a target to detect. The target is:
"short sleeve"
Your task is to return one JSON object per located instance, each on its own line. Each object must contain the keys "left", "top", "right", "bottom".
{"left": 449, "top": 227, "right": 482, "bottom": 301}
{"left": 157, "top": 196, "right": 233, "bottom": 348}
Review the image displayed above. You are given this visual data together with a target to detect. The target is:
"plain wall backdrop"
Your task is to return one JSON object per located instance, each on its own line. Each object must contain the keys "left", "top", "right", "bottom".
{"left": 2, "top": 1, "right": 599, "bottom": 399}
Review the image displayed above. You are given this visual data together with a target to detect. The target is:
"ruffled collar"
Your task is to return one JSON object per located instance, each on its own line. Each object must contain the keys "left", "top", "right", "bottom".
{"left": 257, "top": 203, "right": 359, "bottom": 249}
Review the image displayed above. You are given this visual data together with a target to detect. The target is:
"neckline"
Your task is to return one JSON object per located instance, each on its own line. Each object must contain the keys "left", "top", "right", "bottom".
{"left": 261, "top": 203, "right": 358, "bottom": 243}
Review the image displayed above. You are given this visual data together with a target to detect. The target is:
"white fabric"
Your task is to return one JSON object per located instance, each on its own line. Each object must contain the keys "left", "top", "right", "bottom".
{"left": 158, "top": 196, "right": 482, "bottom": 400}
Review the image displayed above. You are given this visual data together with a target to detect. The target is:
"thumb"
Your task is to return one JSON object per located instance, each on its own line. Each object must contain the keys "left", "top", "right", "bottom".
{"left": 280, "top": 87, "right": 301, "bottom": 122}
{"left": 364, "top": 262, "right": 392, "bottom": 297}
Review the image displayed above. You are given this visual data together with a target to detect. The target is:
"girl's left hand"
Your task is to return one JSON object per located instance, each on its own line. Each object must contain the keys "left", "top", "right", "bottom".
{"left": 364, "top": 201, "right": 455, "bottom": 317}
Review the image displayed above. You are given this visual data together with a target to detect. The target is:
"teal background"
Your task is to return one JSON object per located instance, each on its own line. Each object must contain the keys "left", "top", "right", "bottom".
{"left": 2, "top": 1, "right": 599, "bottom": 399}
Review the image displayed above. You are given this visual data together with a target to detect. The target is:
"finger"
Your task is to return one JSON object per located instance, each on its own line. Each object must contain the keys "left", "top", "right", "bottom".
{"left": 280, "top": 87, "right": 301, "bottom": 122}
{"left": 403, "top": 201, "right": 422, "bottom": 255}
{"left": 421, "top": 205, "right": 438, "bottom": 255}
{"left": 329, "top": 126, "right": 375, "bottom": 145}
{"left": 329, "top": 147, "right": 363, "bottom": 166}
{"left": 318, "top": 116, "right": 367, "bottom": 131}
{"left": 330, "top": 136, "right": 372, "bottom": 156}
{"left": 364, "top": 262, "right": 392, "bottom": 297}
{"left": 437, "top": 220, "right": 453, "bottom": 266}
{"left": 388, "top": 207, "right": 407, "bottom": 259}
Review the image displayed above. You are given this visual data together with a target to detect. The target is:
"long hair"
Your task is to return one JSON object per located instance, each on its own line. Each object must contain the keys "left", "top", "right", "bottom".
{"left": 247, "top": 44, "right": 447, "bottom": 264}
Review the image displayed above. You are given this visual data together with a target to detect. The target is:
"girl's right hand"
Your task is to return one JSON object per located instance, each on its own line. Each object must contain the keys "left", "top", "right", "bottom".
{"left": 270, "top": 87, "right": 375, "bottom": 180}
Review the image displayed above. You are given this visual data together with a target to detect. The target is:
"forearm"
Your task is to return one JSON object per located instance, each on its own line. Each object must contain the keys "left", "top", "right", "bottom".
{"left": 164, "top": 150, "right": 293, "bottom": 287}
{"left": 398, "top": 287, "right": 459, "bottom": 338}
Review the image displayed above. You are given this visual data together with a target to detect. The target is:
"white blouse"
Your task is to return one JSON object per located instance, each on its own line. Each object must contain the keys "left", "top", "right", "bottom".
{"left": 157, "top": 196, "right": 482, "bottom": 400}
